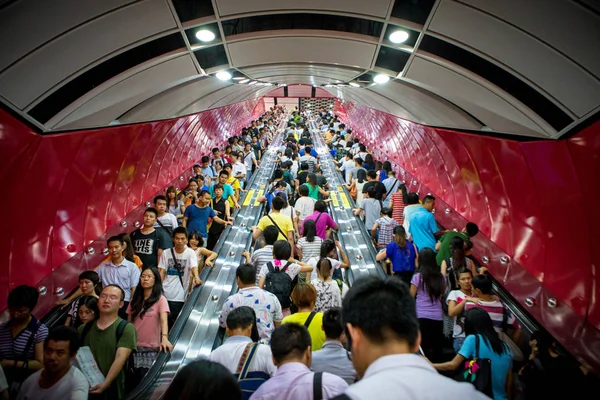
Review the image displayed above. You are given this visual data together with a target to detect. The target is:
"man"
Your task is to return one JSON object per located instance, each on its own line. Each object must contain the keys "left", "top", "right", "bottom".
{"left": 18, "top": 326, "right": 88, "bottom": 399}
{"left": 159, "top": 227, "right": 202, "bottom": 328}
{"left": 253, "top": 196, "right": 294, "bottom": 251}
{"left": 361, "top": 170, "right": 386, "bottom": 201}
{"left": 130, "top": 207, "right": 170, "bottom": 269}
{"left": 250, "top": 324, "right": 348, "bottom": 400}
{"left": 211, "top": 306, "right": 276, "bottom": 379}
{"left": 249, "top": 226, "right": 279, "bottom": 284}
{"left": 153, "top": 195, "right": 179, "bottom": 247}
{"left": 243, "top": 142, "right": 259, "bottom": 184}
{"left": 183, "top": 190, "right": 233, "bottom": 246}
{"left": 332, "top": 276, "right": 487, "bottom": 400}
{"left": 223, "top": 163, "right": 243, "bottom": 205}
{"left": 97, "top": 236, "right": 141, "bottom": 318}
{"left": 200, "top": 156, "right": 217, "bottom": 186}
{"left": 79, "top": 285, "right": 136, "bottom": 400}
{"left": 209, "top": 170, "right": 241, "bottom": 208}
{"left": 211, "top": 147, "right": 226, "bottom": 167}
{"left": 436, "top": 222, "right": 479, "bottom": 265}
{"left": 311, "top": 308, "right": 357, "bottom": 385}
{"left": 407, "top": 195, "right": 447, "bottom": 251}
{"left": 219, "top": 264, "right": 283, "bottom": 342}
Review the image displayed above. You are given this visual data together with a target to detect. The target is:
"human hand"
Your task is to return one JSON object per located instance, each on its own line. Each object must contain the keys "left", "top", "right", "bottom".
{"left": 193, "top": 277, "right": 202, "bottom": 286}
{"left": 161, "top": 338, "right": 173, "bottom": 353}
{"left": 242, "top": 250, "right": 250, "bottom": 258}
{"left": 90, "top": 382, "right": 109, "bottom": 394}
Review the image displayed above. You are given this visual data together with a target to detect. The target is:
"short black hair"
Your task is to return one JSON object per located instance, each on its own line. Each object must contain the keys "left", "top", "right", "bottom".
{"left": 298, "top": 185, "right": 309, "bottom": 196}
{"left": 78, "top": 270, "right": 100, "bottom": 286}
{"left": 342, "top": 276, "right": 419, "bottom": 347}
{"left": 263, "top": 225, "right": 279, "bottom": 245}
{"left": 472, "top": 274, "right": 493, "bottom": 295}
{"left": 272, "top": 196, "right": 285, "bottom": 211}
{"left": 322, "top": 307, "right": 344, "bottom": 339}
{"left": 103, "top": 284, "right": 125, "bottom": 301}
{"left": 270, "top": 323, "right": 312, "bottom": 363}
{"left": 144, "top": 207, "right": 159, "bottom": 218}
{"left": 466, "top": 222, "right": 479, "bottom": 237}
{"left": 173, "top": 226, "right": 188, "bottom": 239}
{"left": 236, "top": 264, "right": 256, "bottom": 285}
{"left": 314, "top": 201, "right": 327, "bottom": 213}
{"left": 226, "top": 306, "right": 256, "bottom": 333}
{"left": 7, "top": 285, "right": 39, "bottom": 311}
{"left": 45, "top": 326, "right": 80, "bottom": 356}
{"left": 162, "top": 359, "right": 242, "bottom": 400}
{"left": 153, "top": 195, "right": 167, "bottom": 204}
{"left": 423, "top": 195, "right": 436, "bottom": 204}
{"left": 272, "top": 169, "right": 283, "bottom": 179}
{"left": 273, "top": 240, "right": 292, "bottom": 260}
{"left": 107, "top": 235, "right": 124, "bottom": 246}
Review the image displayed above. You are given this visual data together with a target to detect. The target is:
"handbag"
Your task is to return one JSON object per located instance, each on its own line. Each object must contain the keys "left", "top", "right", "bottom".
{"left": 455, "top": 335, "right": 494, "bottom": 397}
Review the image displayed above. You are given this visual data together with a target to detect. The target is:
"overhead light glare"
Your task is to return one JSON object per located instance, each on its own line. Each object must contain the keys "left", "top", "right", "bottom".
{"left": 349, "top": 82, "right": 361, "bottom": 88}
{"left": 389, "top": 30, "right": 409, "bottom": 44}
{"left": 216, "top": 71, "right": 232, "bottom": 81}
{"left": 196, "top": 29, "right": 216, "bottom": 42}
{"left": 374, "top": 74, "right": 390, "bottom": 84}
{"left": 233, "top": 77, "right": 245, "bottom": 80}
{"left": 239, "top": 79, "right": 249, "bottom": 84}
{"left": 248, "top": 81, "right": 257, "bottom": 85}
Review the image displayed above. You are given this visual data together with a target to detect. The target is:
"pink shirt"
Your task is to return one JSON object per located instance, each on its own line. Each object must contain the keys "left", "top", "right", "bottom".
{"left": 305, "top": 211, "right": 337, "bottom": 240}
{"left": 126, "top": 295, "right": 170, "bottom": 348}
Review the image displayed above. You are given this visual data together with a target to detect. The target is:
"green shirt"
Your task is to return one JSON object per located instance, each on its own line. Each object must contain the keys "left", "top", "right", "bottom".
{"left": 78, "top": 318, "right": 137, "bottom": 399}
{"left": 436, "top": 231, "right": 471, "bottom": 265}
{"left": 303, "top": 183, "right": 320, "bottom": 200}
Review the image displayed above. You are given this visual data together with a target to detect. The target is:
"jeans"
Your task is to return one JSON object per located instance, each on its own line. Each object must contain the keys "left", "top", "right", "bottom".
{"left": 453, "top": 336, "right": 466, "bottom": 353}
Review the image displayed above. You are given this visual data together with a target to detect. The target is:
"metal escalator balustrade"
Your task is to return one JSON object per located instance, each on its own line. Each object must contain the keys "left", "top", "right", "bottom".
{"left": 307, "top": 119, "right": 386, "bottom": 286}
{"left": 130, "top": 115, "right": 289, "bottom": 400}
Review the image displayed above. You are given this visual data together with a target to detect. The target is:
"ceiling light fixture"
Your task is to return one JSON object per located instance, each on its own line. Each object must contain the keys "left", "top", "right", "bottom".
{"left": 233, "top": 77, "right": 245, "bottom": 81}
{"left": 373, "top": 74, "right": 390, "bottom": 84}
{"left": 196, "top": 29, "right": 216, "bottom": 42}
{"left": 216, "top": 71, "right": 232, "bottom": 81}
{"left": 239, "top": 79, "right": 249, "bottom": 84}
{"left": 389, "top": 30, "right": 409, "bottom": 44}
{"left": 349, "top": 82, "right": 360, "bottom": 87}
{"left": 248, "top": 81, "right": 257, "bottom": 85}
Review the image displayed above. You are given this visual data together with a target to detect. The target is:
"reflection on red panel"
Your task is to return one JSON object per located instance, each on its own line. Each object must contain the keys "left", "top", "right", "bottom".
{"left": 0, "top": 100, "right": 261, "bottom": 317}
{"left": 336, "top": 98, "right": 600, "bottom": 372}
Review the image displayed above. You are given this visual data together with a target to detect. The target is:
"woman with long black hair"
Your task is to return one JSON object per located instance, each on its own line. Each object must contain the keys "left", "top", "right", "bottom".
{"left": 303, "top": 173, "right": 329, "bottom": 201}
{"left": 410, "top": 248, "right": 446, "bottom": 362}
{"left": 126, "top": 266, "right": 172, "bottom": 387}
{"left": 433, "top": 308, "right": 513, "bottom": 400}
{"left": 441, "top": 236, "right": 478, "bottom": 291}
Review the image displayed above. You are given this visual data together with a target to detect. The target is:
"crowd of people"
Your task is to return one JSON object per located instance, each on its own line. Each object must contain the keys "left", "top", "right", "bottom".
{"left": 0, "top": 106, "right": 593, "bottom": 400}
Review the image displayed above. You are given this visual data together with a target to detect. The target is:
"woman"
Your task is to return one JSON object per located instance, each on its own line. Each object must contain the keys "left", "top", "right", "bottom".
{"left": 281, "top": 283, "right": 326, "bottom": 350}
{"left": 315, "top": 239, "right": 350, "bottom": 281}
{"left": 188, "top": 232, "right": 218, "bottom": 270}
{"left": 296, "top": 219, "right": 323, "bottom": 266}
{"left": 376, "top": 226, "right": 417, "bottom": 282}
{"left": 310, "top": 258, "right": 342, "bottom": 312}
{"left": 433, "top": 308, "right": 513, "bottom": 400}
{"left": 441, "top": 236, "right": 478, "bottom": 291}
{"left": 379, "top": 161, "right": 392, "bottom": 182}
{"left": 303, "top": 173, "right": 329, "bottom": 201}
{"left": 182, "top": 179, "right": 200, "bottom": 209}
{"left": 127, "top": 267, "right": 172, "bottom": 387}
{"left": 344, "top": 169, "right": 367, "bottom": 207}
{"left": 410, "top": 248, "right": 445, "bottom": 362}
{"left": 207, "top": 184, "right": 230, "bottom": 250}
{"left": 162, "top": 359, "right": 242, "bottom": 400}
{"left": 446, "top": 268, "right": 481, "bottom": 352}
{"left": 363, "top": 153, "right": 375, "bottom": 171}
{"left": 166, "top": 186, "right": 184, "bottom": 224}
{"left": 75, "top": 296, "right": 99, "bottom": 327}
{"left": 60, "top": 270, "right": 100, "bottom": 326}
{"left": 270, "top": 192, "right": 297, "bottom": 234}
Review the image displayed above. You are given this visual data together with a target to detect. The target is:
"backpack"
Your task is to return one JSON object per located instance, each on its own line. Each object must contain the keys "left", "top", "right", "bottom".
{"left": 235, "top": 343, "right": 270, "bottom": 400}
{"left": 264, "top": 262, "right": 293, "bottom": 308}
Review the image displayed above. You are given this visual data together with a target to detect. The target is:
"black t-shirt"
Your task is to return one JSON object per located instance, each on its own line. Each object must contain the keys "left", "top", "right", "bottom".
{"left": 297, "top": 171, "right": 308, "bottom": 185}
{"left": 130, "top": 229, "right": 169, "bottom": 268}
{"left": 252, "top": 143, "right": 262, "bottom": 159}
{"left": 209, "top": 198, "right": 227, "bottom": 235}
{"left": 362, "top": 181, "right": 386, "bottom": 200}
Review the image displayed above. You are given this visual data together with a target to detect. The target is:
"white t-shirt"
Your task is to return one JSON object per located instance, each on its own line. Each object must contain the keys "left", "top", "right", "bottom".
{"left": 210, "top": 338, "right": 277, "bottom": 377}
{"left": 17, "top": 367, "right": 89, "bottom": 400}
{"left": 446, "top": 290, "right": 469, "bottom": 338}
{"left": 233, "top": 161, "right": 247, "bottom": 179}
{"left": 158, "top": 246, "right": 198, "bottom": 302}
{"left": 155, "top": 213, "right": 179, "bottom": 230}
{"left": 295, "top": 197, "right": 316, "bottom": 221}
{"left": 242, "top": 151, "right": 256, "bottom": 170}
{"left": 307, "top": 256, "right": 341, "bottom": 278}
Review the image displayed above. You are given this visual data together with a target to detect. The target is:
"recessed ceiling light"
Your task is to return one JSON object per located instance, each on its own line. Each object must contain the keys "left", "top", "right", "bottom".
{"left": 373, "top": 74, "right": 390, "bottom": 84}
{"left": 389, "top": 30, "right": 409, "bottom": 44}
{"left": 233, "top": 77, "right": 245, "bottom": 80}
{"left": 216, "top": 71, "right": 232, "bottom": 80}
{"left": 349, "top": 82, "right": 360, "bottom": 88}
{"left": 196, "top": 29, "right": 216, "bottom": 42}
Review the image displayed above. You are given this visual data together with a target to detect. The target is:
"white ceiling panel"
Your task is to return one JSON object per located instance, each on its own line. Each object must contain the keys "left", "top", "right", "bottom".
{"left": 241, "top": 64, "right": 363, "bottom": 82}
{"left": 429, "top": 0, "right": 600, "bottom": 117}
{"left": 406, "top": 57, "right": 554, "bottom": 137}
{"left": 51, "top": 55, "right": 198, "bottom": 129}
{"left": 228, "top": 37, "right": 377, "bottom": 70}
{"left": 458, "top": 0, "right": 600, "bottom": 78}
{"left": 177, "top": 84, "right": 271, "bottom": 116}
{"left": 0, "top": 0, "right": 178, "bottom": 109}
{"left": 214, "top": 0, "right": 394, "bottom": 18}
{"left": 0, "top": 0, "right": 136, "bottom": 72}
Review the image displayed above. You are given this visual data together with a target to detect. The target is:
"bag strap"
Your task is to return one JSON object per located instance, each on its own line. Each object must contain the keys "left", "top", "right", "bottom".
{"left": 385, "top": 179, "right": 399, "bottom": 198}
{"left": 170, "top": 248, "right": 184, "bottom": 287}
{"left": 266, "top": 262, "right": 276, "bottom": 274}
{"left": 304, "top": 311, "right": 317, "bottom": 328}
{"left": 266, "top": 214, "right": 287, "bottom": 239}
{"left": 313, "top": 372, "right": 323, "bottom": 400}
{"left": 475, "top": 334, "right": 481, "bottom": 360}
{"left": 314, "top": 212, "right": 323, "bottom": 225}
{"left": 81, "top": 321, "right": 94, "bottom": 344}
{"left": 235, "top": 342, "right": 256, "bottom": 378}
{"left": 116, "top": 319, "right": 128, "bottom": 343}
{"left": 19, "top": 319, "right": 40, "bottom": 362}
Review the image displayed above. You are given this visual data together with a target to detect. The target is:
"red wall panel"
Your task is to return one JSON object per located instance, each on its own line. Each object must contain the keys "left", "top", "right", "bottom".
{"left": 337, "top": 98, "right": 600, "bottom": 371}
{"left": 0, "top": 100, "right": 261, "bottom": 317}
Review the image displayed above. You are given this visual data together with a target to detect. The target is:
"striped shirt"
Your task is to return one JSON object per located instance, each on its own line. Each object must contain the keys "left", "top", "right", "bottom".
{"left": 0, "top": 318, "right": 48, "bottom": 361}
{"left": 390, "top": 192, "right": 405, "bottom": 225}
{"left": 296, "top": 237, "right": 323, "bottom": 263}
{"left": 251, "top": 245, "right": 274, "bottom": 285}
{"left": 465, "top": 300, "right": 519, "bottom": 331}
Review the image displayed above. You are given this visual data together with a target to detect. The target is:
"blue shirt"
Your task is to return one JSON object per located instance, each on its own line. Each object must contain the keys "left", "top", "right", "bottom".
{"left": 299, "top": 148, "right": 318, "bottom": 157}
{"left": 209, "top": 183, "right": 234, "bottom": 200}
{"left": 183, "top": 204, "right": 216, "bottom": 238}
{"left": 408, "top": 207, "right": 438, "bottom": 251}
{"left": 311, "top": 340, "right": 357, "bottom": 384}
{"left": 386, "top": 241, "right": 417, "bottom": 273}
{"left": 459, "top": 334, "right": 513, "bottom": 400}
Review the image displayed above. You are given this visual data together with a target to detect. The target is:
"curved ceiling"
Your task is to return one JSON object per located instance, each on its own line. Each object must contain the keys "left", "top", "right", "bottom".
{"left": 0, "top": 0, "right": 599, "bottom": 138}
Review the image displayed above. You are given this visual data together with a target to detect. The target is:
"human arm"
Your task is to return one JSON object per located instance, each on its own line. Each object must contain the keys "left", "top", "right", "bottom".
{"left": 160, "top": 311, "right": 173, "bottom": 353}
{"left": 318, "top": 186, "right": 330, "bottom": 197}
{"left": 295, "top": 243, "right": 303, "bottom": 262}
{"left": 435, "top": 241, "right": 441, "bottom": 251}
{"left": 252, "top": 226, "right": 263, "bottom": 240}
{"left": 200, "top": 248, "right": 217, "bottom": 268}
{"left": 90, "top": 347, "right": 133, "bottom": 394}
{"left": 287, "top": 231, "right": 295, "bottom": 252}
{"left": 336, "top": 241, "right": 350, "bottom": 268}
{"left": 432, "top": 353, "right": 465, "bottom": 371}
{"left": 410, "top": 284, "right": 418, "bottom": 298}
{"left": 448, "top": 297, "right": 481, "bottom": 317}
{"left": 182, "top": 216, "right": 188, "bottom": 228}
{"left": 242, "top": 250, "right": 251, "bottom": 264}
{"left": 371, "top": 223, "right": 379, "bottom": 242}
{"left": 213, "top": 215, "right": 233, "bottom": 226}
{"left": 376, "top": 249, "right": 387, "bottom": 262}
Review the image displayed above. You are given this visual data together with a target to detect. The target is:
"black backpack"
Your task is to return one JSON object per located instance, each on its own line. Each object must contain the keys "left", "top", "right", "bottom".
{"left": 264, "top": 262, "right": 293, "bottom": 308}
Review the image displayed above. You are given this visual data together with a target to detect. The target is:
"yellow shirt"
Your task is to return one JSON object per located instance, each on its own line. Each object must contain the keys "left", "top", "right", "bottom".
{"left": 282, "top": 311, "right": 326, "bottom": 350}
{"left": 226, "top": 177, "right": 241, "bottom": 207}
{"left": 257, "top": 213, "right": 293, "bottom": 241}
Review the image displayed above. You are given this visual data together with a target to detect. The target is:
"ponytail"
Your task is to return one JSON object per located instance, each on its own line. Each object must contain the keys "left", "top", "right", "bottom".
{"left": 316, "top": 258, "right": 332, "bottom": 279}
{"left": 394, "top": 225, "right": 407, "bottom": 249}
{"left": 450, "top": 237, "right": 466, "bottom": 269}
